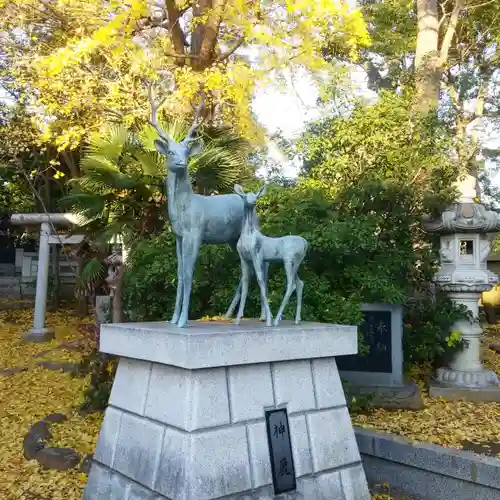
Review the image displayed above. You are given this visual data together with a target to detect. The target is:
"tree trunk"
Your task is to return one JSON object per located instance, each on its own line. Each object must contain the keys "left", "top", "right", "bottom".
{"left": 414, "top": 0, "right": 440, "bottom": 113}
{"left": 112, "top": 264, "right": 125, "bottom": 323}
{"left": 75, "top": 255, "right": 89, "bottom": 316}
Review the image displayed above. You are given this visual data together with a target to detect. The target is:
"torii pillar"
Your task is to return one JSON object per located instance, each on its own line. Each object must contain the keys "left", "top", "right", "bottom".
{"left": 11, "top": 213, "right": 81, "bottom": 342}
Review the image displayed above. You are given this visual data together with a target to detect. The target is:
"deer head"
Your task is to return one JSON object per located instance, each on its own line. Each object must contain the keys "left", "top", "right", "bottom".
{"left": 148, "top": 84, "right": 205, "bottom": 173}
{"left": 234, "top": 184, "right": 267, "bottom": 207}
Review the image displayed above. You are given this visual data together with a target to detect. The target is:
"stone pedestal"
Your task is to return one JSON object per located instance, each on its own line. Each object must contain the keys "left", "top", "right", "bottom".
{"left": 85, "top": 321, "right": 370, "bottom": 500}
{"left": 435, "top": 291, "right": 497, "bottom": 388}
{"left": 430, "top": 288, "right": 500, "bottom": 401}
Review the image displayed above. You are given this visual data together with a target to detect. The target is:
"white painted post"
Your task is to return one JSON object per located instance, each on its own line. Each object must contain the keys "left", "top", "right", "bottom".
{"left": 24, "top": 222, "right": 54, "bottom": 342}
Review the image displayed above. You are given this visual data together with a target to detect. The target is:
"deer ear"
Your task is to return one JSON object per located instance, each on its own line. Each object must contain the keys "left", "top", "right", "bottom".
{"left": 256, "top": 183, "right": 267, "bottom": 199}
{"left": 234, "top": 184, "right": 245, "bottom": 196}
{"left": 188, "top": 139, "right": 203, "bottom": 157}
{"left": 154, "top": 139, "right": 170, "bottom": 156}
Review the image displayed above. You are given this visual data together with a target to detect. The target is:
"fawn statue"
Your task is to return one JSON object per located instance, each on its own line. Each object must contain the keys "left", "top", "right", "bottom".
{"left": 234, "top": 184, "right": 308, "bottom": 326}
{"left": 148, "top": 86, "right": 269, "bottom": 327}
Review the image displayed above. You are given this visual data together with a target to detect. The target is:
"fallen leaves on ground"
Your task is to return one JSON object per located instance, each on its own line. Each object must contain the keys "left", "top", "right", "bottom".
{"left": 0, "top": 308, "right": 102, "bottom": 500}
{"left": 353, "top": 324, "right": 500, "bottom": 454}
{"left": 197, "top": 315, "right": 234, "bottom": 322}
{"left": 371, "top": 483, "right": 417, "bottom": 499}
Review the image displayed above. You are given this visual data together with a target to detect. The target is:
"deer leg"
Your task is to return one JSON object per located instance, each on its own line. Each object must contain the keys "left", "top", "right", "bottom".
{"left": 259, "top": 262, "right": 270, "bottom": 321}
{"left": 252, "top": 255, "right": 273, "bottom": 327}
{"left": 177, "top": 234, "right": 201, "bottom": 328}
{"left": 235, "top": 258, "right": 251, "bottom": 324}
{"left": 295, "top": 276, "right": 304, "bottom": 324}
{"left": 274, "top": 261, "right": 295, "bottom": 326}
{"left": 224, "top": 279, "right": 242, "bottom": 319}
{"left": 171, "top": 236, "right": 183, "bottom": 324}
{"left": 224, "top": 242, "right": 244, "bottom": 319}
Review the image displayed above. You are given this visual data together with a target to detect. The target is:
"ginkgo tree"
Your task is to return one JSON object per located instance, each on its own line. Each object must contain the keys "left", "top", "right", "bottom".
{"left": 0, "top": 0, "right": 370, "bottom": 153}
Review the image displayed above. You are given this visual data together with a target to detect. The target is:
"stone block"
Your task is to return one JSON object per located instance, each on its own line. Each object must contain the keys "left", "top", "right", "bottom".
{"left": 100, "top": 321, "right": 358, "bottom": 369}
{"left": 129, "top": 482, "right": 163, "bottom": 500}
{"left": 94, "top": 406, "right": 123, "bottom": 467}
{"left": 296, "top": 474, "right": 344, "bottom": 500}
{"left": 347, "top": 382, "right": 424, "bottom": 410}
{"left": 145, "top": 364, "right": 191, "bottom": 429}
{"left": 429, "top": 382, "right": 500, "bottom": 402}
{"left": 354, "top": 429, "right": 374, "bottom": 456}
{"left": 316, "top": 470, "right": 344, "bottom": 500}
{"left": 475, "top": 454, "right": 500, "bottom": 489}
{"left": 307, "top": 407, "right": 360, "bottom": 472}
{"left": 361, "top": 454, "right": 500, "bottom": 500}
{"left": 223, "top": 485, "right": 275, "bottom": 500}
{"left": 145, "top": 365, "right": 229, "bottom": 431}
{"left": 228, "top": 364, "right": 274, "bottom": 422}
{"left": 114, "top": 413, "right": 164, "bottom": 489}
{"left": 340, "top": 464, "right": 371, "bottom": 500}
{"left": 369, "top": 429, "right": 473, "bottom": 482}
{"left": 190, "top": 368, "right": 230, "bottom": 430}
{"left": 109, "top": 358, "right": 152, "bottom": 415}
{"left": 311, "top": 358, "right": 346, "bottom": 409}
{"left": 84, "top": 462, "right": 112, "bottom": 500}
{"left": 190, "top": 425, "right": 252, "bottom": 499}
{"left": 246, "top": 422, "right": 272, "bottom": 489}
{"left": 155, "top": 427, "right": 190, "bottom": 500}
{"left": 289, "top": 415, "right": 312, "bottom": 477}
{"left": 108, "top": 471, "right": 131, "bottom": 500}
{"left": 272, "top": 360, "right": 315, "bottom": 414}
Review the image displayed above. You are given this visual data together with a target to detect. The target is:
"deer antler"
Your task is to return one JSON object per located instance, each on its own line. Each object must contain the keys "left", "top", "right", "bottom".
{"left": 185, "top": 91, "right": 206, "bottom": 142}
{"left": 147, "top": 82, "right": 170, "bottom": 143}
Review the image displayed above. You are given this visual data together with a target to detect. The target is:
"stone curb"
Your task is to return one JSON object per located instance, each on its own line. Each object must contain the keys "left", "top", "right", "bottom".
{"left": 355, "top": 427, "right": 500, "bottom": 499}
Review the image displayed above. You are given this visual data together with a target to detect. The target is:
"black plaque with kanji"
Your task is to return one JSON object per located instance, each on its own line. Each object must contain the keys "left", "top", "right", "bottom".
{"left": 336, "top": 310, "right": 392, "bottom": 373}
{"left": 265, "top": 408, "right": 296, "bottom": 495}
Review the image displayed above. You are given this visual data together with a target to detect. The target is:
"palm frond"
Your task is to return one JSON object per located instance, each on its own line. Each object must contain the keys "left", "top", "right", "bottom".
{"left": 78, "top": 257, "right": 105, "bottom": 290}
{"left": 133, "top": 150, "right": 165, "bottom": 178}
{"left": 189, "top": 131, "right": 252, "bottom": 193}
{"left": 60, "top": 192, "right": 106, "bottom": 216}
{"left": 79, "top": 154, "right": 122, "bottom": 173}
{"left": 140, "top": 119, "right": 189, "bottom": 150}
{"left": 84, "top": 124, "right": 128, "bottom": 162}
{"left": 80, "top": 168, "right": 139, "bottom": 190}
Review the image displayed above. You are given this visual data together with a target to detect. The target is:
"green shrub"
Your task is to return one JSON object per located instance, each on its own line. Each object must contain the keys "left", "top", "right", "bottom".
{"left": 74, "top": 323, "right": 118, "bottom": 413}
{"left": 404, "top": 291, "right": 471, "bottom": 369}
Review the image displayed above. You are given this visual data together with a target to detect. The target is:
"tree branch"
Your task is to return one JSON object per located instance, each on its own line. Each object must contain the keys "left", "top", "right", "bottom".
{"left": 483, "top": 110, "right": 500, "bottom": 119}
{"left": 191, "top": 0, "right": 227, "bottom": 70}
{"left": 215, "top": 37, "right": 245, "bottom": 62}
{"left": 464, "top": 0, "right": 497, "bottom": 10}
{"left": 439, "top": 0, "right": 464, "bottom": 64}
{"left": 164, "top": 0, "right": 187, "bottom": 64}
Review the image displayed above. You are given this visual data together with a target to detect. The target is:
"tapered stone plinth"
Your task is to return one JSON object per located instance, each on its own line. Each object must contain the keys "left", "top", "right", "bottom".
{"left": 84, "top": 320, "right": 370, "bottom": 500}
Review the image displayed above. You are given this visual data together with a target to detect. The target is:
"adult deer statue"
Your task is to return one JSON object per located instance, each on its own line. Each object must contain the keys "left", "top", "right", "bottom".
{"left": 148, "top": 86, "right": 268, "bottom": 327}
{"left": 234, "top": 184, "right": 308, "bottom": 327}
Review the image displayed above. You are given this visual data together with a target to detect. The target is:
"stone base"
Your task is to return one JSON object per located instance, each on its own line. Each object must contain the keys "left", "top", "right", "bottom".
{"left": 23, "top": 327, "right": 54, "bottom": 343}
{"left": 435, "top": 366, "right": 499, "bottom": 388}
{"left": 429, "top": 381, "right": 500, "bottom": 402}
{"left": 87, "top": 462, "right": 368, "bottom": 500}
{"left": 346, "top": 382, "right": 424, "bottom": 410}
{"left": 85, "top": 321, "right": 370, "bottom": 500}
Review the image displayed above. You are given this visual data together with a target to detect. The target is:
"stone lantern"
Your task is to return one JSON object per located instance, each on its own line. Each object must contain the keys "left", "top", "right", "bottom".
{"left": 423, "top": 174, "right": 500, "bottom": 399}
